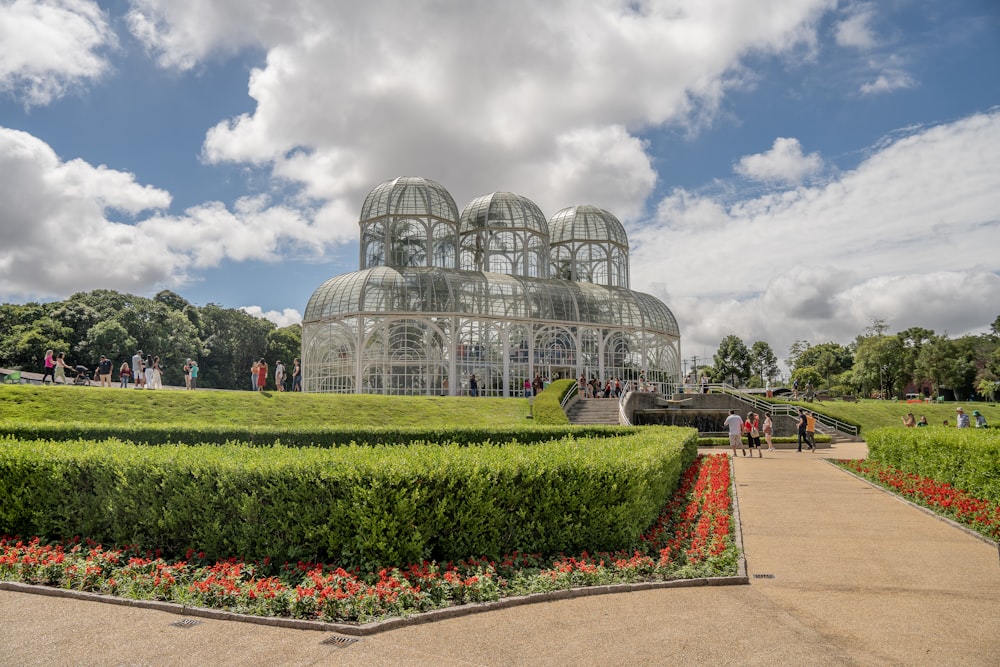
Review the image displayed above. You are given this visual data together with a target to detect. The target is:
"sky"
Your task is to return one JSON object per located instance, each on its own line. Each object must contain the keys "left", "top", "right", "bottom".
{"left": 1, "top": 0, "right": 999, "bottom": 372}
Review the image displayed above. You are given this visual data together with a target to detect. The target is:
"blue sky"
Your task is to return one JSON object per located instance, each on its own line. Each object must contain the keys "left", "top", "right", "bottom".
{"left": 1, "top": 0, "right": 998, "bottom": 368}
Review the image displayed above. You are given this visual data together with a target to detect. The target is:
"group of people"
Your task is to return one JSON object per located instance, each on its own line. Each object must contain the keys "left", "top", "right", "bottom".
{"left": 902, "top": 407, "right": 987, "bottom": 429}
{"left": 127, "top": 351, "right": 186, "bottom": 390}
{"left": 723, "top": 410, "right": 776, "bottom": 458}
{"left": 954, "top": 407, "right": 987, "bottom": 428}
{"left": 578, "top": 375, "right": 623, "bottom": 399}
{"left": 251, "top": 358, "right": 301, "bottom": 392}
{"left": 900, "top": 412, "right": 930, "bottom": 427}
{"left": 39, "top": 349, "right": 185, "bottom": 389}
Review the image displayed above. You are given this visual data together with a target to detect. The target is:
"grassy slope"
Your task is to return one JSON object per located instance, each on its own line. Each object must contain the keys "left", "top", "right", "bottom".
{"left": 0, "top": 385, "right": 531, "bottom": 428}
{"left": 781, "top": 398, "right": 1000, "bottom": 432}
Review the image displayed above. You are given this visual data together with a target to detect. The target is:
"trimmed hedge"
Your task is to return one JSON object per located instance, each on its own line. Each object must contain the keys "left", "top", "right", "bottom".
{"left": 866, "top": 427, "right": 1000, "bottom": 504}
{"left": 0, "top": 430, "right": 696, "bottom": 568}
{"left": 530, "top": 378, "right": 575, "bottom": 424}
{"left": 0, "top": 421, "right": 635, "bottom": 447}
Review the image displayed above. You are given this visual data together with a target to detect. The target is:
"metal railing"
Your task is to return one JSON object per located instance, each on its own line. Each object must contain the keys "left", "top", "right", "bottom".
{"left": 618, "top": 380, "right": 633, "bottom": 425}
{"left": 561, "top": 381, "right": 580, "bottom": 411}
{"left": 711, "top": 383, "right": 859, "bottom": 437}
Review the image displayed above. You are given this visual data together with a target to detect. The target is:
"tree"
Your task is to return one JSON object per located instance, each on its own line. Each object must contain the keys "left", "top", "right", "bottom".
{"left": 197, "top": 304, "right": 274, "bottom": 390}
{"left": 791, "top": 366, "right": 823, "bottom": 394}
{"left": 787, "top": 340, "right": 811, "bottom": 371}
{"left": 914, "top": 336, "right": 957, "bottom": 396}
{"left": 748, "top": 341, "right": 779, "bottom": 385}
{"left": 897, "top": 326, "right": 936, "bottom": 391}
{"left": 796, "top": 342, "right": 853, "bottom": 388}
{"left": 853, "top": 334, "right": 905, "bottom": 398}
{"left": 77, "top": 320, "right": 137, "bottom": 369}
{"left": 713, "top": 335, "right": 751, "bottom": 387}
{"left": 2, "top": 317, "right": 74, "bottom": 370}
{"left": 266, "top": 325, "right": 303, "bottom": 388}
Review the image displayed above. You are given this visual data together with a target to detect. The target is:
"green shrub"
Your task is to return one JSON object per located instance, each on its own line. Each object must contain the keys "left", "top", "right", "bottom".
{"left": 531, "top": 378, "right": 575, "bottom": 425}
{"left": 866, "top": 427, "right": 1000, "bottom": 504}
{"left": 0, "top": 429, "right": 696, "bottom": 569}
{"left": 0, "top": 421, "right": 635, "bottom": 447}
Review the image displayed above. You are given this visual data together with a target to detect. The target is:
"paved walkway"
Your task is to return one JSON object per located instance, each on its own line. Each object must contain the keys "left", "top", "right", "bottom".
{"left": 2, "top": 442, "right": 999, "bottom": 666}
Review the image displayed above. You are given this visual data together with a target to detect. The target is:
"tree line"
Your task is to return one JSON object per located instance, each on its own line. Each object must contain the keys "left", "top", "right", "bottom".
{"left": 0, "top": 290, "right": 301, "bottom": 391}
{"left": 705, "top": 317, "right": 1000, "bottom": 401}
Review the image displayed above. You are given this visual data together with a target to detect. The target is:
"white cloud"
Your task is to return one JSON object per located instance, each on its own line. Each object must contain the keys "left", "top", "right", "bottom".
{"left": 135, "top": 0, "right": 835, "bottom": 224}
{"left": 0, "top": 0, "right": 115, "bottom": 106}
{"left": 734, "top": 137, "right": 824, "bottom": 185}
{"left": 631, "top": 111, "right": 1000, "bottom": 365}
{"left": 0, "top": 127, "right": 339, "bottom": 302}
{"left": 860, "top": 68, "right": 915, "bottom": 95}
{"left": 835, "top": 2, "right": 877, "bottom": 50}
{"left": 240, "top": 305, "right": 302, "bottom": 328}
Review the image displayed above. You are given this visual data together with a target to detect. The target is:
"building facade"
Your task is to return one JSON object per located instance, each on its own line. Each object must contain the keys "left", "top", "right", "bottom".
{"left": 302, "top": 176, "right": 680, "bottom": 396}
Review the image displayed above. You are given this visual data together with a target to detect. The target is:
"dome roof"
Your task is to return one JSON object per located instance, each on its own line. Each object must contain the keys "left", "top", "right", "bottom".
{"left": 304, "top": 267, "right": 678, "bottom": 336}
{"left": 548, "top": 205, "right": 628, "bottom": 249}
{"left": 359, "top": 176, "right": 459, "bottom": 222}
{"left": 458, "top": 192, "right": 550, "bottom": 237}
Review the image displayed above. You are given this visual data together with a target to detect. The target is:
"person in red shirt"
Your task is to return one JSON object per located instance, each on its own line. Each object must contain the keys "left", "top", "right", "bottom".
{"left": 744, "top": 412, "right": 762, "bottom": 458}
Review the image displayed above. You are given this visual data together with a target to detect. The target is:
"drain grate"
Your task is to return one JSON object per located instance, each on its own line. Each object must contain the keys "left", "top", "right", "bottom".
{"left": 320, "top": 635, "right": 359, "bottom": 648}
{"left": 169, "top": 618, "right": 203, "bottom": 628}
{"left": 753, "top": 573, "right": 776, "bottom": 579}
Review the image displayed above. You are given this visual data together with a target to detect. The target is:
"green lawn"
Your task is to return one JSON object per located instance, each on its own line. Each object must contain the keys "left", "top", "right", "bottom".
{"left": 781, "top": 397, "right": 999, "bottom": 433}
{"left": 0, "top": 385, "right": 532, "bottom": 428}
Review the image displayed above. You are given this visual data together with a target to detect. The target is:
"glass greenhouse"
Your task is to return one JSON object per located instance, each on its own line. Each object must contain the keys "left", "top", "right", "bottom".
{"left": 302, "top": 176, "right": 681, "bottom": 396}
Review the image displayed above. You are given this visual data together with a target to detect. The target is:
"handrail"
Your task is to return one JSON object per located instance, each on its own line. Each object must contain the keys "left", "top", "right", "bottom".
{"left": 560, "top": 381, "right": 580, "bottom": 411}
{"left": 618, "top": 380, "right": 633, "bottom": 425}
{"left": 710, "top": 383, "right": 860, "bottom": 437}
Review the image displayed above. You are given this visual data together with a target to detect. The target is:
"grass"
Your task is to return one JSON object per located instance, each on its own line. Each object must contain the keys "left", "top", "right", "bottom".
{"left": 779, "top": 397, "right": 1000, "bottom": 432}
{"left": 0, "top": 385, "right": 533, "bottom": 429}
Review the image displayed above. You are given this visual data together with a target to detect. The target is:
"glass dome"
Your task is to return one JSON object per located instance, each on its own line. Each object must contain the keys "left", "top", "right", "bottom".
{"left": 304, "top": 267, "right": 678, "bottom": 336}
{"left": 458, "top": 192, "right": 550, "bottom": 278}
{"left": 359, "top": 177, "right": 460, "bottom": 270}
{"left": 304, "top": 176, "right": 680, "bottom": 397}
{"left": 548, "top": 205, "right": 629, "bottom": 288}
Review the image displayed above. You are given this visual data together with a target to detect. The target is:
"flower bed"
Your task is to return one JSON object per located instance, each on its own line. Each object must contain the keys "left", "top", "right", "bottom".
{"left": 0, "top": 455, "right": 737, "bottom": 624}
{"left": 836, "top": 459, "right": 1000, "bottom": 541}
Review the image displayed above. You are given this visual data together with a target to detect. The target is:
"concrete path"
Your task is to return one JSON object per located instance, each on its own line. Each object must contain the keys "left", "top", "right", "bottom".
{"left": 2, "top": 442, "right": 999, "bottom": 666}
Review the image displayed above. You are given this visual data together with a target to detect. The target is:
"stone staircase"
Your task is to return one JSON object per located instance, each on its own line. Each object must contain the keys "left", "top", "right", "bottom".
{"left": 565, "top": 398, "right": 621, "bottom": 425}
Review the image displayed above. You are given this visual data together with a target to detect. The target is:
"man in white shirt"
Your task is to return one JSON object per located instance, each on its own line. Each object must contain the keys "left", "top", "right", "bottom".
{"left": 724, "top": 409, "right": 746, "bottom": 457}
{"left": 131, "top": 350, "right": 143, "bottom": 389}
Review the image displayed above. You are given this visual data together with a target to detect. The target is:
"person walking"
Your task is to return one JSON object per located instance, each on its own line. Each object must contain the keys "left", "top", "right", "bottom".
{"left": 55, "top": 352, "right": 71, "bottom": 384}
{"left": 291, "top": 358, "right": 301, "bottom": 392}
{"left": 762, "top": 412, "right": 774, "bottom": 451}
{"left": 41, "top": 349, "right": 56, "bottom": 385}
{"left": 251, "top": 360, "right": 259, "bottom": 391}
{"left": 744, "top": 412, "right": 762, "bottom": 457}
{"left": 724, "top": 409, "right": 746, "bottom": 458}
{"left": 805, "top": 411, "right": 817, "bottom": 451}
{"left": 796, "top": 409, "right": 810, "bottom": 452}
{"left": 469, "top": 374, "right": 478, "bottom": 397}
